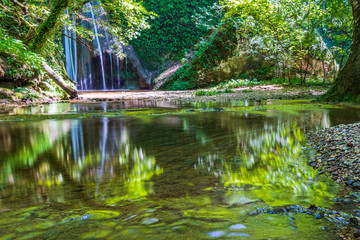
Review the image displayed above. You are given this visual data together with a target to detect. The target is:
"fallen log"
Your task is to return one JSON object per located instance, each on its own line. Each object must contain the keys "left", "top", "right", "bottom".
{"left": 42, "top": 62, "right": 78, "bottom": 99}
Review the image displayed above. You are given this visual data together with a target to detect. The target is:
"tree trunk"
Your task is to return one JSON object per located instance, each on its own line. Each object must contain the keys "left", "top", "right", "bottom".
{"left": 29, "top": 0, "right": 78, "bottom": 98}
{"left": 29, "top": 0, "right": 69, "bottom": 53}
{"left": 42, "top": 62, "right": 78, "bottom": 99}
{"left": 322, "top": 0, "right": 360, "bottom": 102}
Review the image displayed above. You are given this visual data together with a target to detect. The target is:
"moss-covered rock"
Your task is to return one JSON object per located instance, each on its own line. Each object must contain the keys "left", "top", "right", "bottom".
{"left": 162, "top": 20, "right": 275, "bottom": 90}
{"left": 0, "top": 88, "right": 14, "bottom": 100}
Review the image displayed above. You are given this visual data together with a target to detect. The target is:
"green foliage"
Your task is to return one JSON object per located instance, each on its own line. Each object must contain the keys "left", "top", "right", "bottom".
{"left": 166, "top": 0, "right": 352, "bottom": 90}
{"left": 13, "top": 87, "right": 28, "bottom": 93}
{"left": 319, "top": 0, "right": 353, "bottom": 68}
{"left": 242, "top": 89, "right": 254, "bottom": 93}
{"left": 13, "top": 87, "right": 40, "bottom": 100}
{"left": 193, "top": 79, "right": 258, "bottom": 96}
{"left": 0, "top": 27, "right": 44, "bottom": 74}
{"left": 194, "top": 89, "right": 222, "bottom": 96}
{"left": 216, "top": 79, "right": 258, "bottom": 89}
{"left": 223, "top": 88, "right": 234, "bottom": 93}
{"left": 169, "top": 80, "right": 194, "bottom": 90}
{"left": 260, "top": 77, "right": 332, "bottom": 86}
{"left": 131, "top": 0, "right": 222, "bottom": 62}
{"left": 222, "top": 0, "right": 352, "bottom": 83}
{"left": 85, "top": 0, "right": 155, "bottom": 48}
{"left": 193, "top": 84, "right": 238, "bottom": 96}
{"left": 163, "top": 20, "right": 238, "bottom": 90}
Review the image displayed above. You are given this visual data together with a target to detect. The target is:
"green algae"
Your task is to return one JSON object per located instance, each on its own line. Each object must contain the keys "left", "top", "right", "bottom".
{"left": 15, "top": 221, "right": 55, "bottom": 232}
{"left": 60, "top": 215, "right": 82, "bottom": 223}
{"left": 242, "top": 214, "right": 336, "bottom": 240}
{"left": 81, "top": 230, "right": 112, "bottom": 239}
{"left": 10, "top": 207, "right": 39, "bottom": 216}
{"left": 183, "top": 206, "right": 236, "bottom": 219}
{"left": 18, "top": 232, "right": 44, "bottom": 240}
{"left": 85, "top": 210, "right": 120, "bottom": 219}
{"left": 0, "top": 233, "right": 16, "bottom": 240}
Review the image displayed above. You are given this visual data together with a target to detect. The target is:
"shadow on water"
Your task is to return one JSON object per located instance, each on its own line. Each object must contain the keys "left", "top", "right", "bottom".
{"left": 0, "top": 100, "right": 360, "bottom": 239}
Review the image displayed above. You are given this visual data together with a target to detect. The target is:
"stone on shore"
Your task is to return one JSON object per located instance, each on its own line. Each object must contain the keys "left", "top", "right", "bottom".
{"left": 307, "top": 122, "right": 360, "bottom": 187}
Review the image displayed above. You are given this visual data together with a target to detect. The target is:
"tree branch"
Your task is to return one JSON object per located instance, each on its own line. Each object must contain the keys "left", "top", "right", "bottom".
{"left": 62, "top": 32, "right": 99, "bottom": 54}
{"left": 9, "top": 0, "right": 28, "bottom": 14}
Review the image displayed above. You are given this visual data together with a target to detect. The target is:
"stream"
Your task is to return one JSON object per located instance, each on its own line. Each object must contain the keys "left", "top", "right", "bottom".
{"left": 0, "top": 100, "right": 359, "bottom": 239}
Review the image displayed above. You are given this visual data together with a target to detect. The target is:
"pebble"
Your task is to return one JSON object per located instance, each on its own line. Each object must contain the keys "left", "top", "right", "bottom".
{"left": 315, "top": 213, "right": 324, "bottom": 219}
{"left": 227, "top": 233, "right": 250, "bottom": 237}
{"left": 306, "top": 123, "right": 360, "bottom": 189}
{"left": 229, "top": 224, "right": 247, "bottom": 230}
{"left": 207, "top": 231, "right": 226, "bottom": 237}
{"left": 253, "top": 205, "right": 354, "bottom": 225}
{"left": 141, "top": 218, "right": 159, "bottom": 225}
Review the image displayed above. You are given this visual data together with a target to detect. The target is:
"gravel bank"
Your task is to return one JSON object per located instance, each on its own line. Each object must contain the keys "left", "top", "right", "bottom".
{"left": 77, "top": 85, "right": 327, "bottom": 102}
{"left": 0, "top": 85, "right": 327, "bottom": 108}
{"left": 307, "top": 123, "right": 360, "bottom": 188}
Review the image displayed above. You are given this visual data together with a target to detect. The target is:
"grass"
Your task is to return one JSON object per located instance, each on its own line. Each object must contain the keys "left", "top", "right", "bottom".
{"left": 194, "top": 77, "right": 331, "bottom": 97}
{"left": 194, "top": 79, "right": 257, "bottom": 96}
{"left": 215, "top": 79, "right": 259, "bottom": 89}
{"left": 194, "top": 90, "right": 222, "bottom": 96}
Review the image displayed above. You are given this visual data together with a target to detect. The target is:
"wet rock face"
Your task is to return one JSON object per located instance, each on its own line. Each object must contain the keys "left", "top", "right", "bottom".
{"left": 307, "top": 122, "right": 360, "bottom": 188}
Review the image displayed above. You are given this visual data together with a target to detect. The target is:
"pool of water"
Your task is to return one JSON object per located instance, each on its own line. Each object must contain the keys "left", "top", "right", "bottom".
{"left": 0, "top": 100, "right": 359, "bottom": 239}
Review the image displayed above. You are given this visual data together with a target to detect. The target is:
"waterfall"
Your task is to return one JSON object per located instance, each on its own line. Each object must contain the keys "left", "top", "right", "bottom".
{"left": 63, "top": 2, "right": 124, "bottom": 90}
{"left": 116, "top": 57, "right": 121, "bottom": 89}
{"left": 64, "top": 9, "right": 77, "bottom": 82}
{"left": 63, "top": 1, "right": 151, "bottom": 90}
{"left": 89, "top": 3, "right": 107, "bottom": 90}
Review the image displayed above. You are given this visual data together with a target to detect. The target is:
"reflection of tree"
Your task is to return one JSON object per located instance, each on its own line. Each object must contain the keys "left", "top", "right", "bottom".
{"left": 104, "top": 144, "right": 163, "bottom": 205}
{"left": 0, "top": 120, "right": 70, "bottom": 187}
{"left": 0, "top": 118, "right": 162, "bottom": 206}
{"left": 195, "top": 120, "right": 338, "bottom": 206}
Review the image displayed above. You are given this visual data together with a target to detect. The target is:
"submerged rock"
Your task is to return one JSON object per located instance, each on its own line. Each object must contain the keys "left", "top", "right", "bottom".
{"left": 207, "top": 231, "right": 226, "bottom": 237}
{"left": 229, "top": 224, "right": 247, "bottom": 230}
{"left": 141, "top": 218, "right": 159, "bottom": 225}
{"left": 315, "top": 212, "right": 324, "bottom": 219}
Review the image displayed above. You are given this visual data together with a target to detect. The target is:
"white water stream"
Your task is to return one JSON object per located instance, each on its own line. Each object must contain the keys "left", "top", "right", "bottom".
{"left": 64, "top": 1, "right": 123, "bottom": 90}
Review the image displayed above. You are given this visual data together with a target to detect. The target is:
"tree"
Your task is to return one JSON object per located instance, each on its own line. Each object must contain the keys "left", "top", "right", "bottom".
{"left": 29, "top": 0, "right": 69, "bottom": 53}
{"left": 27, "top": 0, "right": 79, "bottom": 98}
{"left": 322, "top": 0, "right": 360, "bottom": 102}
{"left": 213, "top": 0, "right": 351, "bottom": 85}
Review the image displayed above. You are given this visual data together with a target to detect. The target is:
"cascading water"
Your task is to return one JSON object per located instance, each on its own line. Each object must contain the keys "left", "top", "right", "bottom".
{"left": 88, "top": 4, "right": 107, "bottom": 90}
{"left": 64, "top": 9, "right": 77, "bottom": 82}
{"left": 63, "top": 2, "right": 126, "bottom": 90}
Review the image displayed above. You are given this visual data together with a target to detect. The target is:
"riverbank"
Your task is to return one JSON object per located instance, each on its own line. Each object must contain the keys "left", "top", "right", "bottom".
{"left": 307, "top": 123, "right": 360, "bottom": 188}
{"left": 0, "top": 84, "right": 328, "bottom": 107}
{"left": 77, "top": 85, "right": 326, "bottom": 102}
{"left": 307, "top": 123, "right": 360, "bottom": 239}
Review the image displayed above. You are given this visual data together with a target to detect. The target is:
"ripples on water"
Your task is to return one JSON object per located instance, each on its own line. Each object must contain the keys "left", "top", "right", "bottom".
{"left": 0, "top": 100, "right": 359, "bottom": 239}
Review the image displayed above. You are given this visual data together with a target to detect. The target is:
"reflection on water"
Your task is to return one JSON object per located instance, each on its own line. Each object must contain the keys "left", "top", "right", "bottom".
{"left": 0, "top": 101, "right": 180, "bottom": 116}
{"left": 0, "top": 102, "right": 359, "bottom": 239}
{"left": 0, "top": 118, "right": 163, "bottom": 206}
{"left": 195, "top": 121, "right": 332, "bottom": 206}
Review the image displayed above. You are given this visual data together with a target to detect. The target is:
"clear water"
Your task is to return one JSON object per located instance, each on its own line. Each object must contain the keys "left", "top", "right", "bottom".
{"left": 0, "top": 100, "right": 359, "bottom": 239}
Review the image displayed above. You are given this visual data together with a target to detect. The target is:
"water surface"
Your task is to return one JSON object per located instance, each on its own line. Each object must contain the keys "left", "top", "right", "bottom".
{"left": 0, "top": 100, "right": 359, "bottom": 239}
